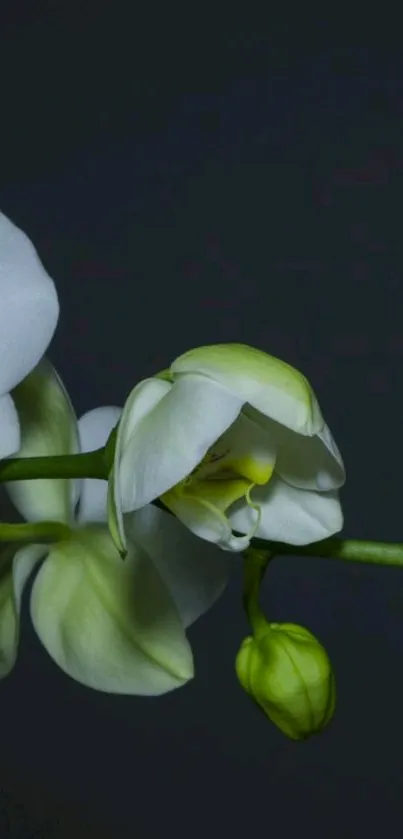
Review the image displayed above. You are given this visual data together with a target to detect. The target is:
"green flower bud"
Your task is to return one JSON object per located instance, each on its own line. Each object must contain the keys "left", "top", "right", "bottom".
{"left": 235, "top": 622, "right": 336, "bottom": 740}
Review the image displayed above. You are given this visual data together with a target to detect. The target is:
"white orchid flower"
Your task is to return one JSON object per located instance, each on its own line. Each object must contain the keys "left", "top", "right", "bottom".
{"left": 0, "top": 211, "right": 59, "bottom": 460}
{"left": 0, "top": 360, "right": 230, "bottom": 692}
{"left": 110, "top": 344, "right": 345, "bottom": 553}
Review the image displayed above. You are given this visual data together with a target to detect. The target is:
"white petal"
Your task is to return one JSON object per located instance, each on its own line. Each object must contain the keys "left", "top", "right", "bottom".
{"left": 243, "top": 411, "right": 345, "bottom": 491}
{"left": 118, "top": 378, "right": 172, "bottom": 451}
{"left": 0, "top": 543, "right": 46, "bottom": 677}
{"left": 0, "top": 393, "right": 20, "bottom": 459}
{"left": 275, "top": 422, "right": 345, "bottom": 491}
{"left": 124, "top": 505, "right": 232, "bottom": 627}
{"left": 0, "top": 212, "right": 59, "bottom": 396}
{"left": 6, "top": 359, "right": 79, "bottom": 524}
{"left": 118, "top": 374, "right": 243, "bottom": 511}
{"left": 171, "top": 344, "right": 324, "bottom": 435}
{"left": 78, "top": 405, "right": 122, "bottom": 453}
{"left": 229, "top": 475, "right": 343, "bottom": 545}
{"left": 30, "top": 524, "right": 194, "bottom": 695}
{"left": 110, "top": 378, "right": 171, "bottom": 554}
{"left": 76, "top": 406, "right": 122, "bottom": 523}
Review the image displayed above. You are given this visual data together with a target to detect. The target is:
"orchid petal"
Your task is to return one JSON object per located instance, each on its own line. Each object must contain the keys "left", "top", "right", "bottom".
{"left": 109, "top": 378, "right": 172, "bottom": 553}
{"left": 242, "top": 407, "right": 345, "bottom": 491}
{"left": 161, "top": 490, "right": 251, "bottom": 553}
{"left": 0, "top": 212, "right": 59, "bottom": 396}
{"left": 197, "top": 411, "right": 276, "bottom": 485}
{"left": 171, "top": 344, "right": 324, "bottom": 436}
{"left": 0, "top": 393, "right": 20, "bottom": 459}
{"left": 6, "top": 360, "right": 79, "bottom": 524}
{"left": 229, "top": 475, "right": 343, "bottom": 545}
{"left": 0, "top": 543, "right": 46, "bottom": 677}
{"left": 30, "top": 524, "right": 194, "bottom": 695}
{"left": 76, "top": 406, "right": 121, "bottom": 523}
{"left": 124, "top": 504, "right": 232, "bottom": 627}
{"left": 274, "top": 421, "right": 345, "bottom": 491}
{"left": 117, "top": 374, "right": 242, "bottom": 511}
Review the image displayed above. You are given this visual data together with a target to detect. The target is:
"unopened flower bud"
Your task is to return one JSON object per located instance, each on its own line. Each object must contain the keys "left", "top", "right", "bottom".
{"left": 235, "top": 622, "right": 336, "bottom": 740}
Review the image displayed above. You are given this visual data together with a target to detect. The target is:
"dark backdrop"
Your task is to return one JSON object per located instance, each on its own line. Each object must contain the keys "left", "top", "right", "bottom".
{"left": 1, "top": 13, "right": 403, "bottom": 838}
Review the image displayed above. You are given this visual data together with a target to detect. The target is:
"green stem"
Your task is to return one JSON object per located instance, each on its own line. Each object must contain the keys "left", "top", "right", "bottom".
{"left": 242, "top": 548, "right": 272, "bottom": 637}
{"left": 0, "top": 449, "right": 108, "bottom": 482}
{"left": 0, "top": 521, "right": 72, "bottom": 544}
{"left": 252, "top": 537, "right": 403, "bottom": 568}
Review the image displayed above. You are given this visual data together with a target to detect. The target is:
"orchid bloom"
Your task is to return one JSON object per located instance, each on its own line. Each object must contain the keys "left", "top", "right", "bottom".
{"left": 109, "top": 344, "right": 345, "bottom": 553}
{"left": 0, "top": 360, "right": 230, "bottom": 692}
{"left": 0, "top": 211, "right": 59, "bottom": 459}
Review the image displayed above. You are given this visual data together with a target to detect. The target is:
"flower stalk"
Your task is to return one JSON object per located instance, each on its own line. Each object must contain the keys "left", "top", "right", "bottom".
{"left": 242, "top": 548, "right": 272, "bottom": 637}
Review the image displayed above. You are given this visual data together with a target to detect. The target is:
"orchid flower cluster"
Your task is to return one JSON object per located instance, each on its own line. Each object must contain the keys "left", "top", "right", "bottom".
{"left": 0, "top": 212, "right": 400, "bottom": 741}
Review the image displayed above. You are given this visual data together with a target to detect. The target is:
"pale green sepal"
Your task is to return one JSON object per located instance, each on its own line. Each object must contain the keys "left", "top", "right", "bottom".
{"left": 6, "top": 358, "right": 80, "bottom": 524}
{"left": 107, "top": 464, "right": 127, "bottom": 558}
{"left": 0, "top": 543, "right": 47, "bottom": 677}
{"left": 171, "top": 343, "right": 324, "bottom": 436}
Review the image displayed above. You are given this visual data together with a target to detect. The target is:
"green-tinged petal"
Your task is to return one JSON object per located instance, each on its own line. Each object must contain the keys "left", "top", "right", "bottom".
{"left": 0, "top": 543, "right": 46, "bottom": 677}
{"left": 161, "top": 488, "right": 253, "bottom": 552}
{"left": 76, "top": 406, "right": 122, "bottom": 523}
{"left": 0, "top": 393, "right": 20, "bottom": 459}
{"left": 6, "top": 359, "right": 79, "bottom": 524}
{"left": 117, "top": 374, "right": 243, "bottom": 512}
{"left": 229, "top": 475, "right": 343, "bottom": 545}
{"left": 30, "top": 524, "right": 194, "bottom": 695}
{"left": 242, "top": 407, "right": 345, "bottom": 491}
{"left": 154, "top": 368, "right": 174, "bottom": 382}
{"left": 118, "top": 377, "right": 172, "bottom": 453}
{"left": 171, "top": 344, "right": 324, "bottom": 436}
{"left": 124, "top": 505, "right": 231, "bottom": 628}
{"left": 75, "top": 404, "right": 125, "bottom": 555}
{"left": 0, "top": 547, "right": 18, "bottom": 677}
{"left": 111, "top": 378, "right": 172, "bottom": 534}
{"left": 107, "top": 463, "right": 127, "bottom": 557}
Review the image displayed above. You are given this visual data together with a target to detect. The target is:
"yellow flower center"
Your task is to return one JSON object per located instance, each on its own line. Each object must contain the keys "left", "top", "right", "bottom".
{"left": 163, "top": 440, "right": 274, "bottom": 516}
